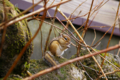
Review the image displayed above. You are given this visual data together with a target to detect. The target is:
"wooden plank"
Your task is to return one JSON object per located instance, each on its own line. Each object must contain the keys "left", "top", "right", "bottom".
{"left": 23, "top": 0, "right": 119, "bottom": 27}
{"left": 10, "top": 0, "right": 120, "bottom": 36}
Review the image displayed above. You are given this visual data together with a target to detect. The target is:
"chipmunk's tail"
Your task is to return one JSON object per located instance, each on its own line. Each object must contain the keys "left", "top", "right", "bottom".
{"left": 43, "top": 51, "right": 58, "bottom": 67}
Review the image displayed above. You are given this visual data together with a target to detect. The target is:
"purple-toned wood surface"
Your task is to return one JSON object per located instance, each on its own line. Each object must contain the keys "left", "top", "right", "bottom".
{"left": 10, "top": 0, "right": 120, "bottom": 36}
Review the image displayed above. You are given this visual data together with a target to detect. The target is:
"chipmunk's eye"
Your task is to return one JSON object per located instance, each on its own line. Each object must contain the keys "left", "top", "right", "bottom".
{"left": 64, "top": 37, "right": 67, "bottom": 40}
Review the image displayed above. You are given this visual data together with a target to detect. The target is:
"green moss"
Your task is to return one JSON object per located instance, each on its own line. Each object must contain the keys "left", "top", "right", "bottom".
{"left": 24, "top": 62, "right": 30, "bottom": 69}
{"left": 116, "top": 72, "right": 120, "bottom": 77}
{"left": 113, "top": 62, "right": 120, "bottom": 67}
{"left": 81, "top": 52, "right": 84, "bottom": 56}
{"left": 5, "top": 34, "right": 25, "bottom": 58}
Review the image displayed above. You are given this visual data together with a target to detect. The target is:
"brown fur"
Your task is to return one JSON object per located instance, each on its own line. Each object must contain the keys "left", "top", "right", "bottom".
{"left": 49, "top": 34, "right": 71, "bottom": 56}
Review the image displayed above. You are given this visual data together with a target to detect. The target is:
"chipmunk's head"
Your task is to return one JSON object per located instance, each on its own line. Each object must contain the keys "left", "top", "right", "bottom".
{"left": 59, "top": 33, "right": 71, "bottom": 48}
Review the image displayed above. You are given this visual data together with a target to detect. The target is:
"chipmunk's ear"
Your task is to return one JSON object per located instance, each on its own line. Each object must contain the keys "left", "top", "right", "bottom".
{"left": 59, "top": 33, "right": 63, "bottom": 37}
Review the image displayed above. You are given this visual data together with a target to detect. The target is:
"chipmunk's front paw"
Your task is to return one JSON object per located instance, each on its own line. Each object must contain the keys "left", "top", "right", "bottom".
{"left": 57, "top": 56, "right": 64, "bottom": 59}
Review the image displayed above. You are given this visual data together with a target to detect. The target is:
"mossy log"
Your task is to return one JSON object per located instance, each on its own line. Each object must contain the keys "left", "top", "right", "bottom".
{"left": 0, "top": 0, "right": 33, "bottom": 77}
{"left": 28, "top": 58, "right": 87, "bottom": 80}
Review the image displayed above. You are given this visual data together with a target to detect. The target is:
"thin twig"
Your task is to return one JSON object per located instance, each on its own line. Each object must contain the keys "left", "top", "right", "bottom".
{"left": 118, "top": 17, "right": 120, "bottom": 31}
{"left": 81, "top": 0, "right": 94, "bottom": 38}
{"left": 91, "top": 29, "right": 96, "bottom": 46}
{"left": 88, "top": 11, "right": 99, "bottom": 27}
{"left": 3, "top": 0, "right": 7, "bottom": 21}
{"left": 0, "top": 0, "right": 8, "bottom": 57}
{"left": 79, "top": 63, "right": 101, "bottom": 74}
{"left": 117, "top": 41, "right": 120, "bottom": 56}
{"left": 77, "top": 44, "right": 81, "bottom": 57}
{"left": 94, "top": 0, "right": 109, "bottom": 12}
{"left": 32, "top": 0, "right": 35, "bottom": 18}
{"left": 69, "top": 0, "right": 87, "bottom": 19}
{"left": 49, "top": 0, "right": 55, "bottom": 6}
{"left": 78, "top": 61, "right": 93, "bottom": 80}
{"left": 40, "top": 29, "right": 44, "bottom": 57}
{"left": 46, "top": 11, "right": 60, "bottom": 34}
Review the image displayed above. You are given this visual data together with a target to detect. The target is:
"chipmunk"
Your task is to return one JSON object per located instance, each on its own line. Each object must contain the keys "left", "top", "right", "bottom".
{"left": 43, "top": 33, "right": 71, "bottom": 66}
{"left": 49, "top": 33, "right": 71, "bottom": 58}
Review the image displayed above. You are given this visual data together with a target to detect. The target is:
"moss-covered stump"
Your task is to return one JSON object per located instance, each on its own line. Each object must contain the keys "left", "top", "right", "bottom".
{"left": 28, "top": 58, "right": 87, "bottom": 80}
{"left": 71, "top": 50, "right": 120, "bottom": 80}
{"left": 0, "top": 0, "right": 33, "bottom": 77}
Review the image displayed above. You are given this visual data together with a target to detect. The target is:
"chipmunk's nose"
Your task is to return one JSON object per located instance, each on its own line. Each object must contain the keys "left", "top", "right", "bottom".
{"left": 67, "top": 44, "right": 71, "bottom": 48}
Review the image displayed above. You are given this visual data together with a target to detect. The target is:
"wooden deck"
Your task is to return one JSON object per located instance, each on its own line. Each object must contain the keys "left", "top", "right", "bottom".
{"left": 10, "top": 0, "right": 120, "bottom": 36}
